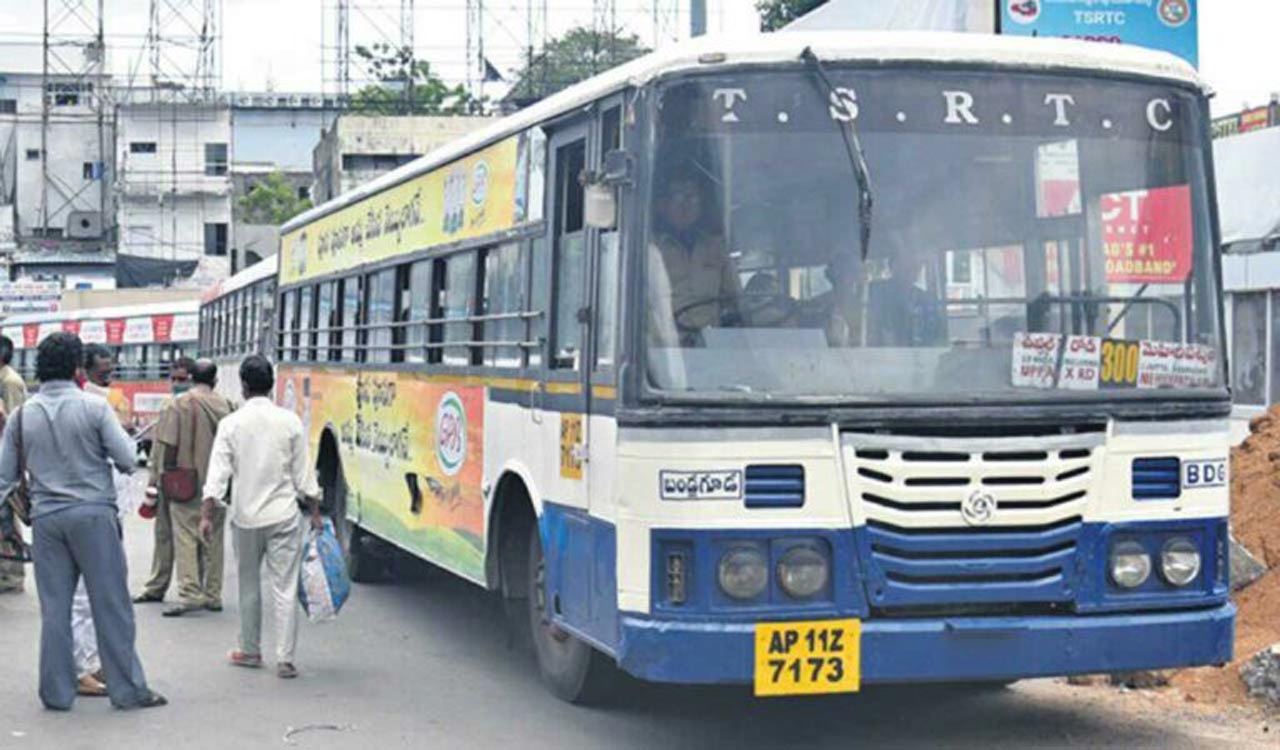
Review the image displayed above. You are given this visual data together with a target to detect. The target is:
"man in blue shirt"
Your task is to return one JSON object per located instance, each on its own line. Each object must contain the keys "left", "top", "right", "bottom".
{"left": 0, "top": 333, "right": 166, "bottom": 711}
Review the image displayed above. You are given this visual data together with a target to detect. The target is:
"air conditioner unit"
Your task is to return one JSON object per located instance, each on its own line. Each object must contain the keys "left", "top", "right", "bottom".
{"left": 66, "top": 210, "right": 103, "bottom": 238}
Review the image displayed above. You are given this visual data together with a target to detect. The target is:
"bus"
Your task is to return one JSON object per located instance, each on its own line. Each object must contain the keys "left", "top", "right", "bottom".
{"left": 199, "top": 255, "right": 278, "bottom": 403}
{"left": 273, "top": 32, "right": 1233, "bottom": 702}
{"left": 2, "top": 300, "right": 199, "bottom": 430}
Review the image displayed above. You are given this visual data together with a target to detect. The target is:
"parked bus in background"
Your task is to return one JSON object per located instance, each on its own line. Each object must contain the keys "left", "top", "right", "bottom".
{"left": 199, "top": 254, "right": 278, "bottom": 403}
{"left": 2, "top": 300, "right": 199, "bottom": 431}
{"left": 273, "top": 33, "right": 1233, "bottom": 703}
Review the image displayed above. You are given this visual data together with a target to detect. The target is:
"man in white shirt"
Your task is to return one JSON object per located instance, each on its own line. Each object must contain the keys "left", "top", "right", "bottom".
{"left": 200, "top": 355, "right": 320, "bottom": 680}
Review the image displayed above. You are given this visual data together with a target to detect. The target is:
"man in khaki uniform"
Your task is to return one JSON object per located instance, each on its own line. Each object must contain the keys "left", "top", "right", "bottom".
{"left": 0, "top": 334, "right": 28, "bottom": 595}
{"left": 135, "top": 356, "right": 195, "bottom": 603}
{"left": 647, "top": 170, "right": 740, "bottom": 346}
{"left": 152, "top": 359, "right": 233, "bottom": 616}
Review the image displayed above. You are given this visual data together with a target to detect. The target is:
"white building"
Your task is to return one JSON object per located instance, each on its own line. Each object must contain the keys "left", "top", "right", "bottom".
{"left": 311, "top": 115, "right": 491, "bottom": 204}
{"left": 115, "top": 97, "right": 232, "bottom": 281}
{"left": 0, "top": 71, "right": 116, "bottom": 287}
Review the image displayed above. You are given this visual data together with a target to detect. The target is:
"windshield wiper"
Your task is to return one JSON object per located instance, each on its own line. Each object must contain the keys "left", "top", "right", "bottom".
{"left": 801, "top": 46, "right": 873, "bottom": 260}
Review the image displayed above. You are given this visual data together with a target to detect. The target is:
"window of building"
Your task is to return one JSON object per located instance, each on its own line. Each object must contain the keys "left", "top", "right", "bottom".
{"left": 204, "top": 222, "right": 228, "bottom": 256}
{"left": 297, "top": 185, "right": 310, "bottom": 201}
{"left": 25, "top": 149, "right": 41, "bottom": 161}
{"left": 129, "top": 142, "right": 157, "bottom": 154}
{"left": 1233, "top": 292, "right": 1267, "bottom": 406}
{"left": 341, "top": 153, "right": 418, "bottom": 172}
{"left": 204, "top": 142, "right": 228, "bottom": 176}
{"left": 0, "top": 99, "right": 15, "bottom": 114}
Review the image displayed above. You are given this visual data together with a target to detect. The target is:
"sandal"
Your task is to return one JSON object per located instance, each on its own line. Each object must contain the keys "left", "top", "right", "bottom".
{"left": 76, "top": 674, "right": 107, "bottom": 697}
{"left": 228, "top": 650, "right": 263, "bottom": 668}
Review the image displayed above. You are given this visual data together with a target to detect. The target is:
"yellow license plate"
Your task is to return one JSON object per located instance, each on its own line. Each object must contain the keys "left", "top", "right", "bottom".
{"left": 753, "top": 619, "right": 861, "bottom": 697}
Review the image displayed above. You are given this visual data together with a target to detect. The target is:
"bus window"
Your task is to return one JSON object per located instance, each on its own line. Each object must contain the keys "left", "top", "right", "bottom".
{"left": 280, "top": 289, "right": 296, "bottom": 361}
{"left": 552, "top": 139, "right": 586, "bottom": 370}
{"left": 342, "top": 276, "right": 360, "bottom": 362}
{"left": 300, "top": 285, "right": 316, "bottom": 362}
{"left": 240, "top": 290, "right": 252, "bottom": 354}
{"left": 483, "top": 242, "right": 527, "bottom": 368}
{"left": 595, "top": 106, "right": 623, "bottom": 371}
{"left": 428, "top": 259, "right": 447, "bottom": 365}
{"left": 317, "top": 281, "right": 334, "bottom": 363}
{"left": 366, "top": 269, "right": 395, "bottom": 365}
{"left": 392, "top": 264, "right": 411, "bottom": 364}
{"left": 527, "top": 237, "right": 547, "bottom": 369}
{"left": 442, "top": 253, "right": 476, "bottom": 367}
{"left": 406, "top": 260, "right": 432, "bottom": 364}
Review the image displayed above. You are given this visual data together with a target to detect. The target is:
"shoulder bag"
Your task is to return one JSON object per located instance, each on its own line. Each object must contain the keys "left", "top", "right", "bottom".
{"left": 159, "top": 398, "right": 200, "bottom": 503}
{"left": 5, "top": 405, "right": 31, "bottom": 526}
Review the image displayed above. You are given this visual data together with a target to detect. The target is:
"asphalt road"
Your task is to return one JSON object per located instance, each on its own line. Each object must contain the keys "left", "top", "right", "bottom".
{"left": 0, "top": 506, "right": 1273, "bottom": 750}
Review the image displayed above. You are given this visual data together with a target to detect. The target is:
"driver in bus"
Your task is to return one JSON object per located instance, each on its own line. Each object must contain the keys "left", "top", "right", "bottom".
{"left": 866, "top": 250, "right": 947, "bottom": 347}
{"left": 648, "top": 167, "right": 740, "bottom": 346}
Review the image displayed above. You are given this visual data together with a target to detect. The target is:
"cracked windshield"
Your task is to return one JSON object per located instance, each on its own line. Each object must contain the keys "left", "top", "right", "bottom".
{"left": 646, "top": 70, "right": 1223, "bottom": 399}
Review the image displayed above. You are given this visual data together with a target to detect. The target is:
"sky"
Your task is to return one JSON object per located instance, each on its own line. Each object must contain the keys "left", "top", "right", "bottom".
{"left": 0, "top": 0, "right": 1272, "bottom": 116}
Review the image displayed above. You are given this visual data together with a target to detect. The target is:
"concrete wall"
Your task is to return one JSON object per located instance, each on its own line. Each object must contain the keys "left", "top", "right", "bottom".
{"left": 59, "top": 286, "right": 201, "bottom": 311}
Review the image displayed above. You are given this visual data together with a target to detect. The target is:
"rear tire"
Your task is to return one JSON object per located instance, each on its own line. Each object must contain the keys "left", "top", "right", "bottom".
{"left": 526, "top": 525, "right": 616, "bottom": 704}
{"left": 326, "top": 461, "right": 385, "bottom": 584}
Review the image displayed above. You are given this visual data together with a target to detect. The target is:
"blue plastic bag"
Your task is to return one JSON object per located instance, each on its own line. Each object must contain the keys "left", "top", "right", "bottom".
{"left": 298, "top": 518, "right": 351, "bottom": 623}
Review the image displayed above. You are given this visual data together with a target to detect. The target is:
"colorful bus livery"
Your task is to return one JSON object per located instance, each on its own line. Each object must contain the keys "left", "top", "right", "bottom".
{"left": 274, "top": 32, "right": 1233, "bottom": 702}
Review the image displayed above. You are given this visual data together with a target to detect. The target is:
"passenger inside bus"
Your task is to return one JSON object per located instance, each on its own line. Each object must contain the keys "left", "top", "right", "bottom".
{"left": 865, "top": 249, "right": 947, "bottom": 347}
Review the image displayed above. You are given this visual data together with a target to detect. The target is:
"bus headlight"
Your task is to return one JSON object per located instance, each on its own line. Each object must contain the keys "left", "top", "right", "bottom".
{"left": 1109, "top": 541, "right": 1152, "bottom": 589}
{"left": 1160, "top": 537, "right": 1201, "bottom": 586}
{"left": 718, "top": 547, "right": 768, "bottom": 600}
{"left": 777, "top": 545, "right": 828, "bottom": 599}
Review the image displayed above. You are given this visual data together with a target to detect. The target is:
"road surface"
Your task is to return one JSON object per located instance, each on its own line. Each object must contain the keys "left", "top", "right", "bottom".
{"left": 0, "top": 508, "right": 1272, "bottom": 750}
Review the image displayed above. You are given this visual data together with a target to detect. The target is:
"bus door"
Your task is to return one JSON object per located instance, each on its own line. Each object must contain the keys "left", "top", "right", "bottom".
{"left": 544, "top": 121, "right": 592, "bottom": 512}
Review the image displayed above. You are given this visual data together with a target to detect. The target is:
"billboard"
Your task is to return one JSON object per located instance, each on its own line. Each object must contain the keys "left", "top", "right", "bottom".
{"left": 1000, "top": 0, "right": 1198, "bottom": 68}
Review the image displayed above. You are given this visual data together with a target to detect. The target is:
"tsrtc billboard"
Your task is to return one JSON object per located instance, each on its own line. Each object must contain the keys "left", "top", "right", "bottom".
{"left": 1000, "top": 0, "right": 1198, "bottom": 68}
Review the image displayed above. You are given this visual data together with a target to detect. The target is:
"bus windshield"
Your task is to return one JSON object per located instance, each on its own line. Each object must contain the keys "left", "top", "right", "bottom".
{"left": 644, "top": 67, "right": 1223, "bottom": 402}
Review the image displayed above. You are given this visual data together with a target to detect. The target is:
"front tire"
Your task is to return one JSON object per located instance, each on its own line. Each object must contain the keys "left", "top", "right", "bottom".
{"left": 526, "top": 525, "right": 616, "bottom": 704}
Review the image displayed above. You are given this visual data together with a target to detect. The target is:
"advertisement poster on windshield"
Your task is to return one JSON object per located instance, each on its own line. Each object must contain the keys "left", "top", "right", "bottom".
{"left": 1001, "top": 0, "right": 1198, "bottom": 68}
{"left": 1100, "top": 184, "right": 1193, "bottom": 284}
{"left": 1012, "top": 332, "right": 1217, "bottom": 390}
{"left": 277, "top": 366, "right": 486, "bottom": 581}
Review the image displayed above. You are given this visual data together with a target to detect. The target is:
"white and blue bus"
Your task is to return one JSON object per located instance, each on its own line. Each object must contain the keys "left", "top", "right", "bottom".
{"left": 272, "top": 32, "right": 1233, "bottom": 702}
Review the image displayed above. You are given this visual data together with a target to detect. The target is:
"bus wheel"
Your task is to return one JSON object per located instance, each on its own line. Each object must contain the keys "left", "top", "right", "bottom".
{"left": 326, "top": 461, "right": 382, "bottom": 583}
{"left": 526, "top": 525, "right": 615, "bottom": 704}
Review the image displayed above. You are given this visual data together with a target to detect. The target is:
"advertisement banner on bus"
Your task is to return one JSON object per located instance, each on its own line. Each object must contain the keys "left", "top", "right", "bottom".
{"left": 1000, "top": 0, "right": 1198, "bottom": 68}
{"left": 280, "top": 134, "right": 526, "bottom": 286}
{"left": 277, "top": 366, "right": 487, "bottom": 580}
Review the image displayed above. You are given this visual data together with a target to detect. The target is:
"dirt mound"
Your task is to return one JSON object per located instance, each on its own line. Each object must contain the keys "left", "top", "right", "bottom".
{"left": 1172, "top": 407, "right": 1280, "bottom": 706}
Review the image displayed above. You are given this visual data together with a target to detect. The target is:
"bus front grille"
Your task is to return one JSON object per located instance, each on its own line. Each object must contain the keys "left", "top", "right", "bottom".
{"left": 842, "top": 432, "right": 1102, "bottom": 609}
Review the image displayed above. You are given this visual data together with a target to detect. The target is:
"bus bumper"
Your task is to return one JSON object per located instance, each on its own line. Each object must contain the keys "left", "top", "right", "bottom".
{"left": 615, "top": 602, "right": 1235, "bottom": 685}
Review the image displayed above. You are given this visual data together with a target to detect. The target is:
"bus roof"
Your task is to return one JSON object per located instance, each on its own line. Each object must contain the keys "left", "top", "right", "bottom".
{"left": 2, "top": 298, "right": 200, "bottom": 326}
{"left": 281, "top": 31, "right": 1204, "bottom": 236}
{"left": 202, "top": 255, "right": 278, "bottom": 303}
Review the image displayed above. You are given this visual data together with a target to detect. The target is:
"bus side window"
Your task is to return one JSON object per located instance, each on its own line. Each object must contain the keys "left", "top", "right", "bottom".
{"left": 428, "top": 258, "right": 447, "bottom": 365}
{"left": 552, "top": 139, "right": 587, "bottom": 370}
{"left": 596, "top": 105, "right": 623, "bottom": 370}
{"left": 406, "top": 259, "right": 431, "bottom": 364}
{"left": 392, "top": 264, "right": 411, "bottom": 364}
{"left": 341, "top": 276, "right": 360, "bottom": 362}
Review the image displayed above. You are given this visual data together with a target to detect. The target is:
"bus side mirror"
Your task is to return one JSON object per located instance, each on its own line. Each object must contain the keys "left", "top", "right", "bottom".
{"left": 584, "top": 183, "right": 617, "bottom": 230}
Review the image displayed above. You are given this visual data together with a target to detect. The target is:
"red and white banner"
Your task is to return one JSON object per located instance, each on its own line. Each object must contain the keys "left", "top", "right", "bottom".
{"left": 151, "top": 314, "right": 174, "bottom": 343}
{"left": 1100, "top": 184, "right": 1193, "bottom": 284}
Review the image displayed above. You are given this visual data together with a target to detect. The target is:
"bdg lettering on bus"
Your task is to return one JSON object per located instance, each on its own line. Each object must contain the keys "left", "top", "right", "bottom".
{"left": 711, "top": 85, "right": 1174, "bottom": 133}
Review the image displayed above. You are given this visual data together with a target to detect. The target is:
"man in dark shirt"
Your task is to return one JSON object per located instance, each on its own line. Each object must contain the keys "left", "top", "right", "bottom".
{"left": 866, "top": 251, "right": 947, "bottom": 347}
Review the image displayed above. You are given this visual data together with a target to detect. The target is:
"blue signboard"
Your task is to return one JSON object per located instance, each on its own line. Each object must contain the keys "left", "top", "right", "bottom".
{"left": 1000, "top": 0, "right": 1198, "bottom": 68}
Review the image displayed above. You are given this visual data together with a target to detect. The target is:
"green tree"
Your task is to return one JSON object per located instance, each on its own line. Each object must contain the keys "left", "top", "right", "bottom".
{"left": 506, "top": 27, "right": 648, "bottom": 108}
{"left": 238, "top": 172, "right": 312, "bottom": 226}
{"left": 350, "top": 43, "right": 481, "bottom": 115}
{"left": 756, "top": 0, "right": 827, "bottom": 31}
